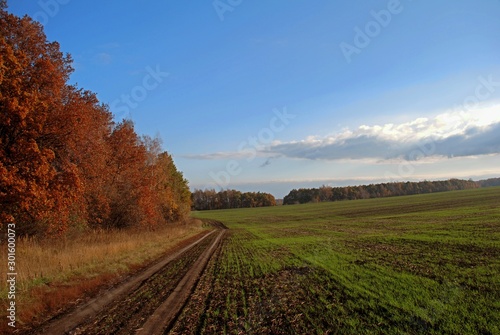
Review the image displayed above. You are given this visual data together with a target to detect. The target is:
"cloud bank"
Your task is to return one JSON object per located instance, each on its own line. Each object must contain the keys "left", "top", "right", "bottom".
{"left": 185, "top": 107, "right": 500, "bottom": 162}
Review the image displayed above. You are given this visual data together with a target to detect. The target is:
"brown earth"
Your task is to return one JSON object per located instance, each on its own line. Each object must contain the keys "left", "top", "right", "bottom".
{"left": 27, "top": 221, "right": 227, "bottom": 335}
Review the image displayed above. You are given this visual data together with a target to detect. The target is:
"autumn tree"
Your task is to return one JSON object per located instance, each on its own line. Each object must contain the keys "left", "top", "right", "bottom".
{"left": 60, "top": 88, "right": 114, "bottom": 228}
{"left": 0, "top": 7, "right": 81, "bottom": 234}
{"left": 100, "top": 120, "right": 143, "bottom": 228}
{"left": 155, "top": 152, "right": 191, "bottom": 222}
{"left": 1, "top": 3, "right": 192, "bottom": 235}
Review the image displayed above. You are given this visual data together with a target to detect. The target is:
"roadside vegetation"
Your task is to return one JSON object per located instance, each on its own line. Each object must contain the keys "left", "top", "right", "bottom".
{"left": 0, "top": 220, "right": 206, "bottom": 333}
{"left": 1, "top": 5, "right": 198, "bottom": 330}
{"left": 178, "top": 187, "right": 500, "bottom": 334}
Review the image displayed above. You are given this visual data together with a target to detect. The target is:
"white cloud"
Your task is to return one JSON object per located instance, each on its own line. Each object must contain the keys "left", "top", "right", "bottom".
{"left": 183, "top": 105, "right": 500, "bottom": 162}
{"left": 267, "top": 106, "right": 500, "bottom": 161}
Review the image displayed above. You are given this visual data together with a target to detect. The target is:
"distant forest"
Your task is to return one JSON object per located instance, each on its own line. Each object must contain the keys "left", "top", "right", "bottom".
{"left": 192, "top": 177, "right": 500, "bottom": 210}
{"left": 477, "top": 177, "right": 500, "bottom": 188}
{"left": 192, "top": 189, "right": 276, "bottom": 211}
{"left": 283, "top": 178, "right": 498, "bottom": 205}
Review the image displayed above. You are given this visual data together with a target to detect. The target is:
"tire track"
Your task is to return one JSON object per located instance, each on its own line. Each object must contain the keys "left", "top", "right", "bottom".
{"left": 32, "top": 227, "right": 224, "bottom": 335}
{"left": 136, "top": 229, "right": 225, "bottom": 335}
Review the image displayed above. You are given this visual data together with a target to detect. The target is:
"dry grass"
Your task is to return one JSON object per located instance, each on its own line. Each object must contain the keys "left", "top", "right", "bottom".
{"left": 0, "top": 219, "right": 206, "bottom": 331}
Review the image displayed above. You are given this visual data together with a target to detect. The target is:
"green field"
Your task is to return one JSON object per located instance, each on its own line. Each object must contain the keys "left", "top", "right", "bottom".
{"left": 178, "top": 187, "right": 500, "bottom": 334}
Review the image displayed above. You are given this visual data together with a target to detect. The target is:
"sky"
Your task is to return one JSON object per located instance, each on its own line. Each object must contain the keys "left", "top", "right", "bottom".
{"left": 7, "top": 0, "right": 500, "bottom": 198}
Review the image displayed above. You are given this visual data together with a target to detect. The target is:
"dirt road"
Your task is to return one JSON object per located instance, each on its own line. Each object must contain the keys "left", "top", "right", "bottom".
{"left": 32, "top": 224, "right": 226, "bottom": 335}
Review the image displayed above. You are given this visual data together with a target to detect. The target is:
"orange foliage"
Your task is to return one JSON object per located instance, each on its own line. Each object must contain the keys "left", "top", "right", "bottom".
{"left": 0, "top": 10, "right": 79, "bottom": 234}
{"left": 0, "top": 5, "right": 191, "bottom": 236}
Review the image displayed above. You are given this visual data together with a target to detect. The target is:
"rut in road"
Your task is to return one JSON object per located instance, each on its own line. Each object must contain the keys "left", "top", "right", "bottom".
{"left": 73, "top": 230, "right": 224, "bottom": 335}
{"left": 32, "top": 224, "right": 226, "bottom": 335}
{"left": 136, "top": 229, "right": 225, "bottom": 335}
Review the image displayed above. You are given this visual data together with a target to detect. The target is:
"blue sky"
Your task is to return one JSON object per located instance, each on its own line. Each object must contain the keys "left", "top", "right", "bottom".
{"left": 8, "top": 0, "right": 500, "bottom": 198}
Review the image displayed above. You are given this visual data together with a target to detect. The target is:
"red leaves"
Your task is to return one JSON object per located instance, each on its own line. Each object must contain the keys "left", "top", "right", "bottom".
{"left": 0, "top": 7, "right": 190, "bottom": 236}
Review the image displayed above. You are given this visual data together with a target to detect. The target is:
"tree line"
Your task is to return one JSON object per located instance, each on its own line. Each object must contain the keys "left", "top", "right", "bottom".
{"left": 477, "top": 177, "right": 500, "bottom": 188}
{"left": 0, "top": 3, "right": 191, "bottom": 236}
{"left": 191, "top": 189, "right": 276, "bottom": 210}
{"left": 283, "top": 179, "right": 479, "bottom": 205}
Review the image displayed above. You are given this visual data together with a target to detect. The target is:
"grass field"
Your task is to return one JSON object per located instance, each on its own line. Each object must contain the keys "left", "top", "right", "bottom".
{"left": 179, "top": 187, "right": 500, "bottom": 334}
